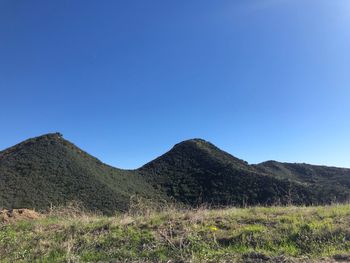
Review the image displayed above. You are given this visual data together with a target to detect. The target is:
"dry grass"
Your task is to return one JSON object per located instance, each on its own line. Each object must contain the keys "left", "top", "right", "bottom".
{"left": 0, "top": 209, "right": 41, "bottom": 223}
{"left": 1, "top": 202, "right": 350, "bottom": 262}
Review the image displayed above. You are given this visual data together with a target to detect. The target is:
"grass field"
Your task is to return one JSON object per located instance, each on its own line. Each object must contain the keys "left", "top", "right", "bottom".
{"left": 1, "top": 203, "right": 350, "bottom": 262}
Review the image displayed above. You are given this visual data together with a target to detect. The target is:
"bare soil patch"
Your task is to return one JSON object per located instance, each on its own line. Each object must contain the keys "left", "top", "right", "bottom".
{"left": 0, "top": 209, "right": 41, "bottom": 223}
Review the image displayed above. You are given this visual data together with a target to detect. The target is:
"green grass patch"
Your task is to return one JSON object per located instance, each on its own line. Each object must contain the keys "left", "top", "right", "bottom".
{"left": 1, "top": 204, "right": 350, "bottom": 262}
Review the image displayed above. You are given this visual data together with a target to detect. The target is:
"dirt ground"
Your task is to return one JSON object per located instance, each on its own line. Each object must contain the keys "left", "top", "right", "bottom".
{"left": 0, "top": 209, "right": 41, "bottom": 223}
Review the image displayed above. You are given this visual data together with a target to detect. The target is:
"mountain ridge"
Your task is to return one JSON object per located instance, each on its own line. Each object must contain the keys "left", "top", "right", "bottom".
{"left": 0, "top": 133, "right": 349, "bottom": 213}
{"left": 3, "top": 133, "right": 348, "bottom": 170}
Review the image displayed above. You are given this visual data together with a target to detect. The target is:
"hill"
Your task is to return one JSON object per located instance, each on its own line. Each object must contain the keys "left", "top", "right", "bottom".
{"left": 139, "top": 139, "right": 315, "bottom": 206}
{"left": 0, "top": 134, "right": 350, "bottom": 213}
{"left": 0, "top": 133, "right": 162, "bottom": 214}
{"left": 1, "top": 204, "right": 350, "bottom": 262}
{"left": 256, "top": 161, "right": 350, "bottom": 203}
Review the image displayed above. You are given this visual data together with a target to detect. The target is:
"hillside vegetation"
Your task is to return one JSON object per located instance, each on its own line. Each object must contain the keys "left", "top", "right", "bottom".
{"left": 1, "top": 204, "right": 350, "bottom": 262}
{"left": 256, "top": 161, "right": 350, "bottom": 203}
{"left": 140, "top": 139, "right": 315, "bottom": 206}
{"left": 0, "top": 133, "right": 164, "bottom": 214}
{"left": 0, "top": 133, "right": 350, "bottom": 213}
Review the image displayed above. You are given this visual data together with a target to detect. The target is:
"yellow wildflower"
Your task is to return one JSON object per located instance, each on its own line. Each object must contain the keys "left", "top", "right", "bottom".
{"left": 210, "top": 226, "right": 218, "bottom": 231}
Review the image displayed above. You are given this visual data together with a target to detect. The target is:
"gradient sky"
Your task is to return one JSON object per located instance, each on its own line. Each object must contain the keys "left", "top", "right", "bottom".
{"left": 1, "top": 0, "right": 350, "bottom": 169}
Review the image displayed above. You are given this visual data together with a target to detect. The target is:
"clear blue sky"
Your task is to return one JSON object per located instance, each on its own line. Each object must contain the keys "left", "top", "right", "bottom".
{"left": 1, "top": 0, "right": 349, "bottom": 169}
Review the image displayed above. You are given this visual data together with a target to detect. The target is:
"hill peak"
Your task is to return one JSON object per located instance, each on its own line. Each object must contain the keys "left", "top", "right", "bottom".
{"left": 0, "top": 132, "right": 64, "bottom": 156}
{"left": 141, "top": 138, "right": 251, "bottom": 173}
{"left": 30, "top": 132, "right": 64, "bottom": 142}
{"left": 172, "top": 138, "right": 239, "bottom": 159}
{"left": 183, "top": 138, "right": 208, "bottom": 143}
{"left": 0, "top": 132, "right": 100, "bottom": 167}
{"left": 40, "top": 132, "right": 63, "bottom": 139}
{"left": 174, "top": 138, "right": 211, "bottom": 148}
{"left": 17, "top": 132, "right": 65, "bottom": 145}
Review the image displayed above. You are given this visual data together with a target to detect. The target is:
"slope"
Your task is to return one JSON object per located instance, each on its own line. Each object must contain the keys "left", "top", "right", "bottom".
{"left": 0, "top": 133, "right": 161, "bottom": 214}
{"left": 139, "top": 139, "right": 315, "bottom": 206}
{"left": 256, "top": 161, "right": 350, "bottom": 203}
{"left": 1, "top": 134, "right": 350, "bottom": 213}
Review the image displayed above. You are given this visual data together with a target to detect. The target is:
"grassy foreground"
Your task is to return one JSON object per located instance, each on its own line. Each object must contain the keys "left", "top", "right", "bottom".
{"left": 1, "top": 204, "right": 350, "bottom": 263}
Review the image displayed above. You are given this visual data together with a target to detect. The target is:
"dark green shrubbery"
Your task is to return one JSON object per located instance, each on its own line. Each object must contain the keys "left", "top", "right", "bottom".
{"left": 0, "top": 133, "right": 163, "bottom": 214}
{"left": 140, "top": 139, "right": 350, "bottom": 207}
{"left": 0, "top": 134, "right": 349, "bottom": 214}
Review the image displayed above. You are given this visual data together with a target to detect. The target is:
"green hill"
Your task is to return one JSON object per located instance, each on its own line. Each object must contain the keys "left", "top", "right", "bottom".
{"left": 256, "top": 161, "right": 350, "bottom": 203}
{"left": 0, "top": 133, "right": 162, "bottom": 214}
{"left": 0, "top": 134, "right": 349, "bottom": 213}
{"left": 139, "top": 139, "right": 315, "bottom": 206}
